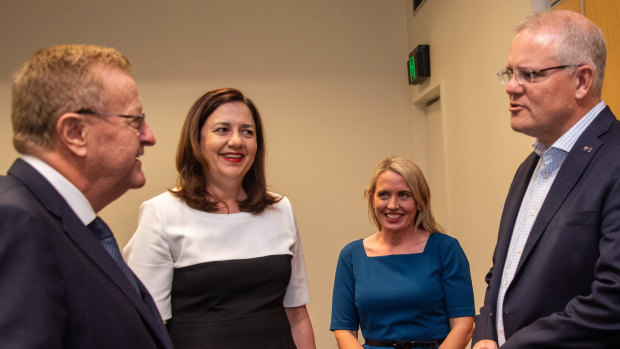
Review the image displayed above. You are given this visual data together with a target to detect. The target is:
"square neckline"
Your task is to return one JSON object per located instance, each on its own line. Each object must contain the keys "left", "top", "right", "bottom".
{"left": 361, "top": 232, "right": 438, "bottom": 258}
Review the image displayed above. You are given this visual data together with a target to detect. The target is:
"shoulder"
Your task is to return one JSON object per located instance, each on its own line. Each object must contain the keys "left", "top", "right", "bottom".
{"left": 0, "top": 173, "right": 51, "bottom": 224}
{"left": 428, "top": 233, "right": 465, "bottom": 255}
{"left": 429, "top": 232, "right": 458, "bottom": 246}
{"left": 271, "top": 192, "right": 289, "bottom": 206}
{"left": 0, "top": 173, "right": 22, "bottom": 195}
{"left": 0, "top": 174, "right": 31, "bottom": 205}
{"left": 139, "top": 191, "right": 189, "bottom": 214}
{"left": 263, "top": 193, "right": 294, "bottom": 216}
{"left": 0, "top": 187, "right": 62, "bottom": 256}
{"left": 589, "top": 107, "right": 620, "bottom": 144}
{"left": 144, "top": 191, "right": 183, "bottom": 206}
{"left": 339, "top": 239, "right": 364, "bottom": 256}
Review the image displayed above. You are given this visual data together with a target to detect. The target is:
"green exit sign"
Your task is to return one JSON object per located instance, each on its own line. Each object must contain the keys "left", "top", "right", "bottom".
{"left": 408, "top": 45, "right": 430, "bottom": 85}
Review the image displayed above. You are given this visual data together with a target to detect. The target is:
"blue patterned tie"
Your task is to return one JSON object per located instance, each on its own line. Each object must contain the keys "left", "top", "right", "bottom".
{"left": 88, "top": 217, "right": 140, "bottom": 294}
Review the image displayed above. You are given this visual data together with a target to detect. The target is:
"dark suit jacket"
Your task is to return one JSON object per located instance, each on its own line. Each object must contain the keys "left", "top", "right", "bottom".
{"left": 0, "top": 159, "right": 173, "bottom": 349}
{"left": 473, "top": 106, "right": 620, "bottom": 348}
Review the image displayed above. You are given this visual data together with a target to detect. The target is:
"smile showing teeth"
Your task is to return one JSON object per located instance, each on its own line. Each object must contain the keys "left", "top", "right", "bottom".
{"left": 222, "top": 154, "right": 242, "bottom": 159}
{"left": 386, "top": 213, "right": 402, "bottom": 219}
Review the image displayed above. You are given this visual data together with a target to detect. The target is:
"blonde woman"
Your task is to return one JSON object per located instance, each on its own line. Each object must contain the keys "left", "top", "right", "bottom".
{"left": 330, "top": 157, "right": 474, "bottom": 349}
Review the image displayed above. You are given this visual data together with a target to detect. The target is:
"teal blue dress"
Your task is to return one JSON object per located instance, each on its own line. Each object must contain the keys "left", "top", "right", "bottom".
{"left": 330, "top": 233, "right": 474, "bottom": 349}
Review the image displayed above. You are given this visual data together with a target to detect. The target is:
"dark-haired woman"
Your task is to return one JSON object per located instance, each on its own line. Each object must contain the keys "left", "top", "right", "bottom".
{"left": 125, "top": 88, "right": 315, "bottom": 349}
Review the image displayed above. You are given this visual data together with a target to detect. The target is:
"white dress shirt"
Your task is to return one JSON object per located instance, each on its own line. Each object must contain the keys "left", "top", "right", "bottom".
{"left": 21, "top": 155, "right": 96, "bottom": 225}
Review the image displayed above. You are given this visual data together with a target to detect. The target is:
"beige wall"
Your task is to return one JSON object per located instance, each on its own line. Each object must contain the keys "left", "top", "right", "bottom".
{"left": 0, "top": 0, "right": 545, "bottom": 347}
{"left": 406, "top": 0, "right": 534, "bottom": 329}
{"left": 0, "top": 1, "right": 409, "bottom": 347}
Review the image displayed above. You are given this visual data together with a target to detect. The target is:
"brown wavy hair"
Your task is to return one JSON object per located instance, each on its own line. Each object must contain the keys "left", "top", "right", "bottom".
{"left": 171, "top": 88, "right": 279, "bottom": 213}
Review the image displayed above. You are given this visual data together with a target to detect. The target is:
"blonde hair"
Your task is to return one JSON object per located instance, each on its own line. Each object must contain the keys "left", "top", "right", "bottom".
{"left": 11, "top": 44, "right": 131, "bottom": 154}
{"left": 364, "top": 157, "right": 445, "bottom": 234}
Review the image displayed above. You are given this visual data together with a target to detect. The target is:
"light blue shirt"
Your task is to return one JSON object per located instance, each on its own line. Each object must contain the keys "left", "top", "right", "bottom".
{"left": 496, "top": 101, "right": 606, "bottom": 345}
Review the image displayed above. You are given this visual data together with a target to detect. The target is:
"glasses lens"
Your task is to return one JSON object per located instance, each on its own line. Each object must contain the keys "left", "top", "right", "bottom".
{"left": 132, "top": 115, "right": 145, "bottom": 131}
{"left": 497, "top": 70, "right": 511, "bottom": 85}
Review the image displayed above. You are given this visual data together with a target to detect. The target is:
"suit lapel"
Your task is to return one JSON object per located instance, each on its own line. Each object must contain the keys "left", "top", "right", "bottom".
{"left": 8, "top": 159, "right": 170, "bottom": 347}
{"left": 494, "top": 152, "right": 538, "bottom": 279}
{"left": 515, "top": 107, "right": 614, "bottom": 275}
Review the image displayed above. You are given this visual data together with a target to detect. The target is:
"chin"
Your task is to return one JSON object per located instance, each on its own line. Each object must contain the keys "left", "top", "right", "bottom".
{"left": 128, "top": 173, "right": 147, "bottom": 189}
{"left": 510, "top": 119, "right": 531, "bottom": 134}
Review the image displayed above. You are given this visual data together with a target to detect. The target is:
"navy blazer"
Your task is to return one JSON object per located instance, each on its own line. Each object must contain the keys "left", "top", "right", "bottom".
{"left": 473, "top": 106, "right": 620, "bottom": 348}
{"left": 0, "top": 159, "right": 173, "bottom": 349}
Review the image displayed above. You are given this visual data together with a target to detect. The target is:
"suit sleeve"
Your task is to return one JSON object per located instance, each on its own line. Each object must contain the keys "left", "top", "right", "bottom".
{"left": 502, "top": 178, "right": 620, "bottom": 348}
{"left": 0, "top": 203, "right": 67, "bottom": 348}
{"left": 472, "top": 265, "right": 498, "bottom": 344}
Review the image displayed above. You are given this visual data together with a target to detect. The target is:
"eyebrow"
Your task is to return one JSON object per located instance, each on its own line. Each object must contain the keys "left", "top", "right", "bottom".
{"left": 505, "top": 66, "right": 536, "bottom": 71}
{"left": 211, "top": 122, "right": 255, "bottom": 129}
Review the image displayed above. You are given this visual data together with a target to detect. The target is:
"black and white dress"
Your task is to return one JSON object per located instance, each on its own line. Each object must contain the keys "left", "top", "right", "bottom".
{"left": 124, "top": 192, "right": 310, "bottom": 348}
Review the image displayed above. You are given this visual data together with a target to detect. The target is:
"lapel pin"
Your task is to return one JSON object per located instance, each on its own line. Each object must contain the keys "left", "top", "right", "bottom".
{"left": 582, "top": 146, "right": 592, "bottom": 152}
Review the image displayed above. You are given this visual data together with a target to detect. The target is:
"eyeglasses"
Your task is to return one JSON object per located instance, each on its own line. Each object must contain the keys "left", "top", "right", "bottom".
{"left": 497, "top": 65, "right": 577, "bottom": 85}
{"left": 76, "top": 109, "right": 145, "bottom": 130}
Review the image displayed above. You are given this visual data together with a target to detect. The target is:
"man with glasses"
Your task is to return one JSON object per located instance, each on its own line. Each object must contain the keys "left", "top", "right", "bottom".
{"left": 473, "top": 10, "right": 620, "bottom": 348}
{"left": 0, "top": 44, "right": 172, "bottom": 348}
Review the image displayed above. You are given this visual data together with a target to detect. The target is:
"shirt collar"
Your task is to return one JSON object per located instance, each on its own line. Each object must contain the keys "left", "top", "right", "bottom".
{"left": 532, "top": 101, "right": 606, "bottom": 156}
{"left": 21, "top": 155, "right": 96, "bottom": 225}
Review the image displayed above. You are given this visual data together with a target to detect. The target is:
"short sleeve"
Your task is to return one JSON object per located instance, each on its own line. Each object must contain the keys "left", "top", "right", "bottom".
{"left": 330, "top": 243, "right": 360, "bottom": 331}
{"left": 124, "top": 197, "right": 174, "bottom": 320}
{"left": 282, "top": 197, "right": 311, "bottom": 307}
{"left": 439, "top": 236, "right": 475, "bottom": 318}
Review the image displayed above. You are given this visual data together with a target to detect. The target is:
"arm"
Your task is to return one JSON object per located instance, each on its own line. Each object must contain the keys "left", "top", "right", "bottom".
{"left": 0, "top": 204, "right": 66, "bottom": 348}
{"left": 124, "top": 198, "right": 174, "bottom": 321}
{"left": 439, "top": 317, "right": 474, "bottom": 349}
{"left": 281, "top": 200, "right": 314, "bottom": 347}
{"left": 285, "top": 305, "right": 316, "bottom": 349}
{"left": 438, "top": 237, "right": 476, "bottom": 349}
{"left": 473, "top": 154, "right": 536, "bottom": 346}
{"left": 334, "top": 330, "right": 364, "bottom": 349}
{"left": 331, "top": 244, "right": 364, "bottom": 348}
{"left": 472, "top": 265, "right": 498, "bottom": 345}
{"left": 502, "top": 175, "right": 620, "bottom": 349}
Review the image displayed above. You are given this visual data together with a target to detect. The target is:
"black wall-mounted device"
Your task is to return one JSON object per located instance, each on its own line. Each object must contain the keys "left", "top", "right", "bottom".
{"left": 408, "top": 44, "right": 430, "bottom": 85}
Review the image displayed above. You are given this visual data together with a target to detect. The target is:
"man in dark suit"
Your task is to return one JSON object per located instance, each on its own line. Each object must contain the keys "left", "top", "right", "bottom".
{"left": 473, "top": 10, "right": 620, "bottom": 349}
{"left": 0, "top": 45, "right": 173, "bottom": 348}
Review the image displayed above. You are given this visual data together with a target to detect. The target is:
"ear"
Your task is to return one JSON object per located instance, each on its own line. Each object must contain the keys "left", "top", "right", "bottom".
{"left": 56, "top": 113, "right": 88, "bottom": 157}
{"left": 574, "top": 65, "right": 595, "bottom": 100}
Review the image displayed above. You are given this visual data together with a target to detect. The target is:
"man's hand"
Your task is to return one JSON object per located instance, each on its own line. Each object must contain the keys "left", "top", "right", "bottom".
{"left": 472, "top": 339, "right": 498, "bottom": 349}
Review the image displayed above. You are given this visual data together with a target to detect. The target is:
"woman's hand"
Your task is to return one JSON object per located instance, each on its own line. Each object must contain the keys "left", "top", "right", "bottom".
{"left": 438, "top": 316, "right": 474, "bottom": 349}
{"left": 334, "top": 330, "right": 364, "bottom": 349}
{"left": 285, "top": 305, "right": 316, "bottom": 349}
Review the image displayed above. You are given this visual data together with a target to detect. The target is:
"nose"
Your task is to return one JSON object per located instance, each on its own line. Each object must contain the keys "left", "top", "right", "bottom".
{"left": 139, "top": 122, "right": 156, "bottom": 146}
{"left": 227, "top": 131, "right": 243, "bottom": 148}
{"left": 505, "top": 73, "right": 524, "bottom": 95}
{"left": 387, "top": 195, "right": 399, "bottom": 209}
